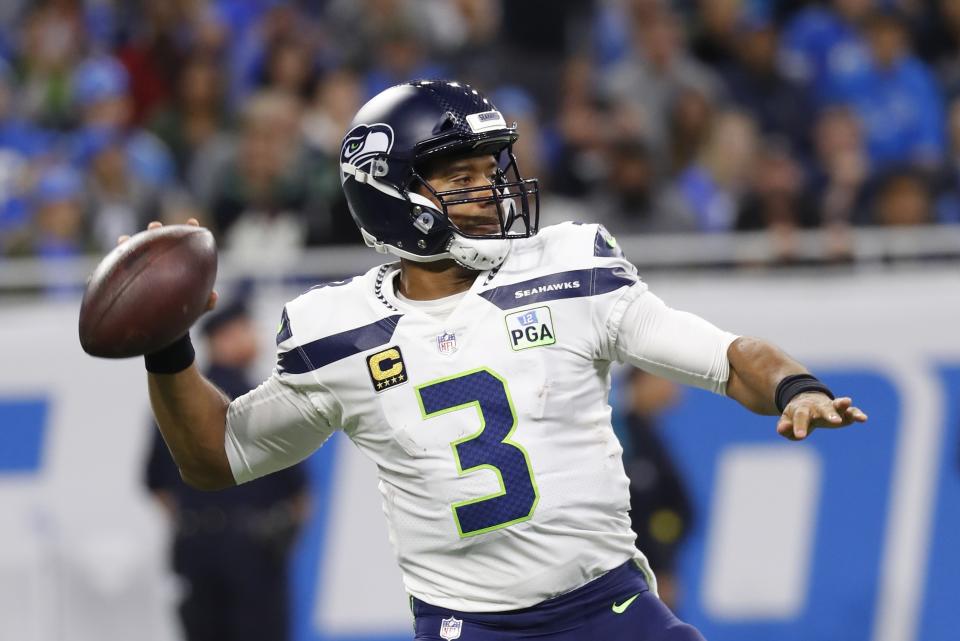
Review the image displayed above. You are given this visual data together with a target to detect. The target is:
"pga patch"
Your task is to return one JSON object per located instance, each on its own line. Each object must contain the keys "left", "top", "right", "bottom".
{"left": 505, "top": 306, "right": 556, "bottom": 351}
{"left": 366, "top": 346, "right": 408, "bottom": 392}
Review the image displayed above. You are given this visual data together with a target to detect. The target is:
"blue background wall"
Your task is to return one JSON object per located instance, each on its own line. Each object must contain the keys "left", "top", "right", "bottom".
{"left": 659, "top": 370, "right": 898, "bottom": 641}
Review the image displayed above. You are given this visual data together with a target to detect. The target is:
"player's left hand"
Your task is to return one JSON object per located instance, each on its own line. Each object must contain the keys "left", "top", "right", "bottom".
{"left": 776, "top": 393, "right": 867, "bottom": 441}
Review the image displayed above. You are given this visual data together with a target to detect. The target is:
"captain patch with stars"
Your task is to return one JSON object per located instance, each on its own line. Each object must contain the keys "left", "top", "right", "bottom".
{"left": 366, "top": 346, "right": 408, "bottom": 392}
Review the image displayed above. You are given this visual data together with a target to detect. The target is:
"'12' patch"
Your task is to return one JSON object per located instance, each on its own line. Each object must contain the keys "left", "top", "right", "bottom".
{"left": 505, "top": 306, "right": 556, "bottom": 351}
{"left": 367, "top": 346, "right": 408, "bottom": 392}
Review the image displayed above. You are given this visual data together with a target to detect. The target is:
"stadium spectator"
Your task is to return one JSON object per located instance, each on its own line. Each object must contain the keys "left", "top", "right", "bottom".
{"left": 933, "top": 97, "right": 960, "bottom": 224}
{"left": 150, "top": 54, "right": 235, "bottom": 203}
{"left": 0, "top": 60, "right": 53, "bottom": 242}
{"left": 810, "top": 106, "right": 870, "bottom": 227}
{"left": 259, "top": 36, "right": 318, "bottom": 102}
{"left": 738, "top": 139, "right": 817, "bottom": 229}
{"left": 301, "top": 68, "right": 364, "bottom": 158}
{"left": 0, "top": 59, "right": 53, "bottom": 161}
{"left": 688, "top": 0, "right": 744, "bottom": 68}
{"left": 115, "top": 0, "right": 188, "bottom": 126}
{"left": 921, "top": 1, "right": 960, "bottom": 103}
{"left": 17, "top": 0, "right": 86, "bottom": 129}
{"left": 0, "top": 154, "right": 28, "bottom": 243}
{"left": 158, "top": 189, "right": 210, "bottom": 229}
{"left": 145, "top": 297, "right": 310, "bottom": 641}
{"left": 0, "top": 0, "right": 27, "bottom": 55}
{"left": 225, "top": 2, "right": 316, "bottom": 106}
{"left": 208, "top": 91, "right": 340, "bottom": 260}
{"left": 602, "top": 7, "right": 723, "bottom": 159}
{"left": 361, "top": 19, "right": 446, "bottom": 99}
{"left": 780, "top": 0, "right": 872, "bottom": 105}
{"left": 737, "top": 139, "right": 820, "bottom": 263}
{"left": 591, "top": 138, "right": 697, "bottom": 235}
{"left": 825, "top": 9, "right": 945, "bottom": 169}
{"left": 324, "top": 0, "right": 424, "bottom": 68}
{"left": 421, "top": 0, "right": 502, "bottom": 85}
{"left": 916, "top": 0, "right": 960, "bottom": 77}
{"left": 798, "top": 105, "right": 866, "bottom": 260}
{"left": 547, "top": 61, "right": 613, "bottom": 200}
{"left": 667, "top": 87, "right": 714, "bottom": 176}
{"left": 6, "top": 164, "right": 89, "bottom": 260}
{"left": 185, "top": 2, "right": 230, "bottom": 60}
{"left": 591, "top": 0, "right": 641, "bottom": 74}
{"left": 494, "top": 0, "right": 594, "bottom": 118}
{"left": 667, "top": 110, "right": 759, "bottom": 232}
{"left": 300, "top": 69, "right": 364, "bottom": 244}
{"left": 69, "top": 56, "right": 176, "bottom": 190}
{"left": 617, "top": 369, "right": 693, "bottom": 610}
{"left": 208, "top": 91, "right": 303, "bottom": 248}
{"left": 76, "top": 126, "right": 161, "bottom": 251}
{"left": 870, "top": 169, "right": 934, "bottom": 226}
{"left": 547, "top": 55, "right": 654, "bottom": 203}
{"left": 721, "top": 12, "right": 812, "bottom": 156}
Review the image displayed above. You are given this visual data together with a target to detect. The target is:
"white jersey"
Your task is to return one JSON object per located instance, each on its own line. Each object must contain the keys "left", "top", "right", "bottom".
{"left": 224, "top": 222, "right": 737, "bottom": 611}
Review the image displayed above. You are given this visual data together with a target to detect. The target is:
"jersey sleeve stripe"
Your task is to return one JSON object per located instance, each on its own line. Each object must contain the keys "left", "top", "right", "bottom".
{"left": 478, "top": 267, "right": 636, "bottom": 310}
{"left": 277, "top": 314, "right": 403, "bottom": 374}
{"left": 593, "top": 226, "right": 624, "bottom": 258}
{"left": 275, "top": 306, "right": 293, "bottom": 345}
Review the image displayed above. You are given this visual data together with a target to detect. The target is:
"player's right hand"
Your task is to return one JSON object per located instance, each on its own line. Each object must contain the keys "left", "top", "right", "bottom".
{"left": 117, "top": 219, "right": 219, "bottom": 312}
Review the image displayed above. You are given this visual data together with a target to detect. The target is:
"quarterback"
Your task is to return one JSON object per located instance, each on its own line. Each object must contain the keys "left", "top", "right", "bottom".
{"left": 141, "top": 81, "right": 867, "bottom": 640}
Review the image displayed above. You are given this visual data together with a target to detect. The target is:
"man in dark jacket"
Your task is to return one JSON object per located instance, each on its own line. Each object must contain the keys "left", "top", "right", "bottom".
{"left": 145, "top": 298, "right": 310, "bottom": 641}
{"left": 621, "top": 368, "right": 694, "bottom": 609}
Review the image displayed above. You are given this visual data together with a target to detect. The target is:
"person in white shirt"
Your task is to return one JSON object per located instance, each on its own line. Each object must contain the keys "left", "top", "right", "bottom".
{"left": 138, "top": 81, "right": 867, "bottom": 641}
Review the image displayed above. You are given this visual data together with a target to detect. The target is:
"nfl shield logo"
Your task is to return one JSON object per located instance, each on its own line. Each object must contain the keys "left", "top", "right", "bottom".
{"left": 436, "top": 330, "right": 458, "bottom": 355}
{"left": 439, "top": 616, "right": 462, "bottom": 640}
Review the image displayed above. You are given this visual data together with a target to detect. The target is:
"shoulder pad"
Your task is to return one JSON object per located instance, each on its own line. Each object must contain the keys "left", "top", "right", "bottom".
{"left": 534, "top": 222, "right": 626, "bottom": 265}
{"left": 274, "top": 268, "right": 403, "bottom": 375}
{"left": 592, "top": 224, "right": 625, "bottom": 258}
{"left": 276, "top": 275, "right": 368, "bottom": 349}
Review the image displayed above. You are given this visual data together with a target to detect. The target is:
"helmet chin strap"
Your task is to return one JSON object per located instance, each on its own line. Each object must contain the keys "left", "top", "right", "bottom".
{"left": 446, "top": 235, "right": 512, "bottom": 270}
{"left": 360, "top": 228, "right": 512, "bottom": 271}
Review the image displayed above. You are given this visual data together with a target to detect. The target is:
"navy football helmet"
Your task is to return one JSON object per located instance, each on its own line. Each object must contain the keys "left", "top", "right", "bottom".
{"left": 339, "top": 80, "right": 539, "bottom": 270}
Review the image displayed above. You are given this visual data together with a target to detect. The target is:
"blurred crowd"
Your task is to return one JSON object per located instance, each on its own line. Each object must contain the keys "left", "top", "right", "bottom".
{"left": 1, "top": 0, "right": 960, "bottom": 264}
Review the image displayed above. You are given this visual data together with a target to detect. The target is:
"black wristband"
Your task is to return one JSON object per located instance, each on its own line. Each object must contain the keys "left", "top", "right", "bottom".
{"left": 775, "top": 374, "right": 835, "bottom": 413}
{"left": 144, "top": 334, "right": 195, "bottom": 374}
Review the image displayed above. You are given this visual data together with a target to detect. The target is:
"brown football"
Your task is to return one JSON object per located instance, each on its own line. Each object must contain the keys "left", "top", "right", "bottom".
{"left": 78, "top": 225, "right": 217, "bottom": 358}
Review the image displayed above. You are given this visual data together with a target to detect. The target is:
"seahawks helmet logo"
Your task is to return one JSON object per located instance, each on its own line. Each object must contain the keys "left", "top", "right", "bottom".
{"left": 341, "top": 123, "right": 394, "bottom": 175}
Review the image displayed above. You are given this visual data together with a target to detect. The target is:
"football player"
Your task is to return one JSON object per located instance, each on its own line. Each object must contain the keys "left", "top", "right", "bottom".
{"left": 140, "top": 81, "right": 867, "bottom": 640}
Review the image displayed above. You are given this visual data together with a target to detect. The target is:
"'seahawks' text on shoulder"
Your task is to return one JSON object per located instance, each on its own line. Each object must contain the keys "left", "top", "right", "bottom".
{"left": 514, "top": 281, "right": 581, "bottom": 300}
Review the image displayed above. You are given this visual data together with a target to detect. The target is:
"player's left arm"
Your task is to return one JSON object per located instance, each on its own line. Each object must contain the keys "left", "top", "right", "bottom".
{"left": 609, "top": 286, "right": 867, "bottom": 441}
{"left": 725, "top": 336, "right": 867, "bottom": 440}
{"left": 590, "top": 224, "right": 867, "bottom": 441}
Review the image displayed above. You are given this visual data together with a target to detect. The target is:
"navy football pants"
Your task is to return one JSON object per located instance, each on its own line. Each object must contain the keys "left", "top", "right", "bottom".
{"left": 412, "top": 561, "right": 706, "bottom": 640}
